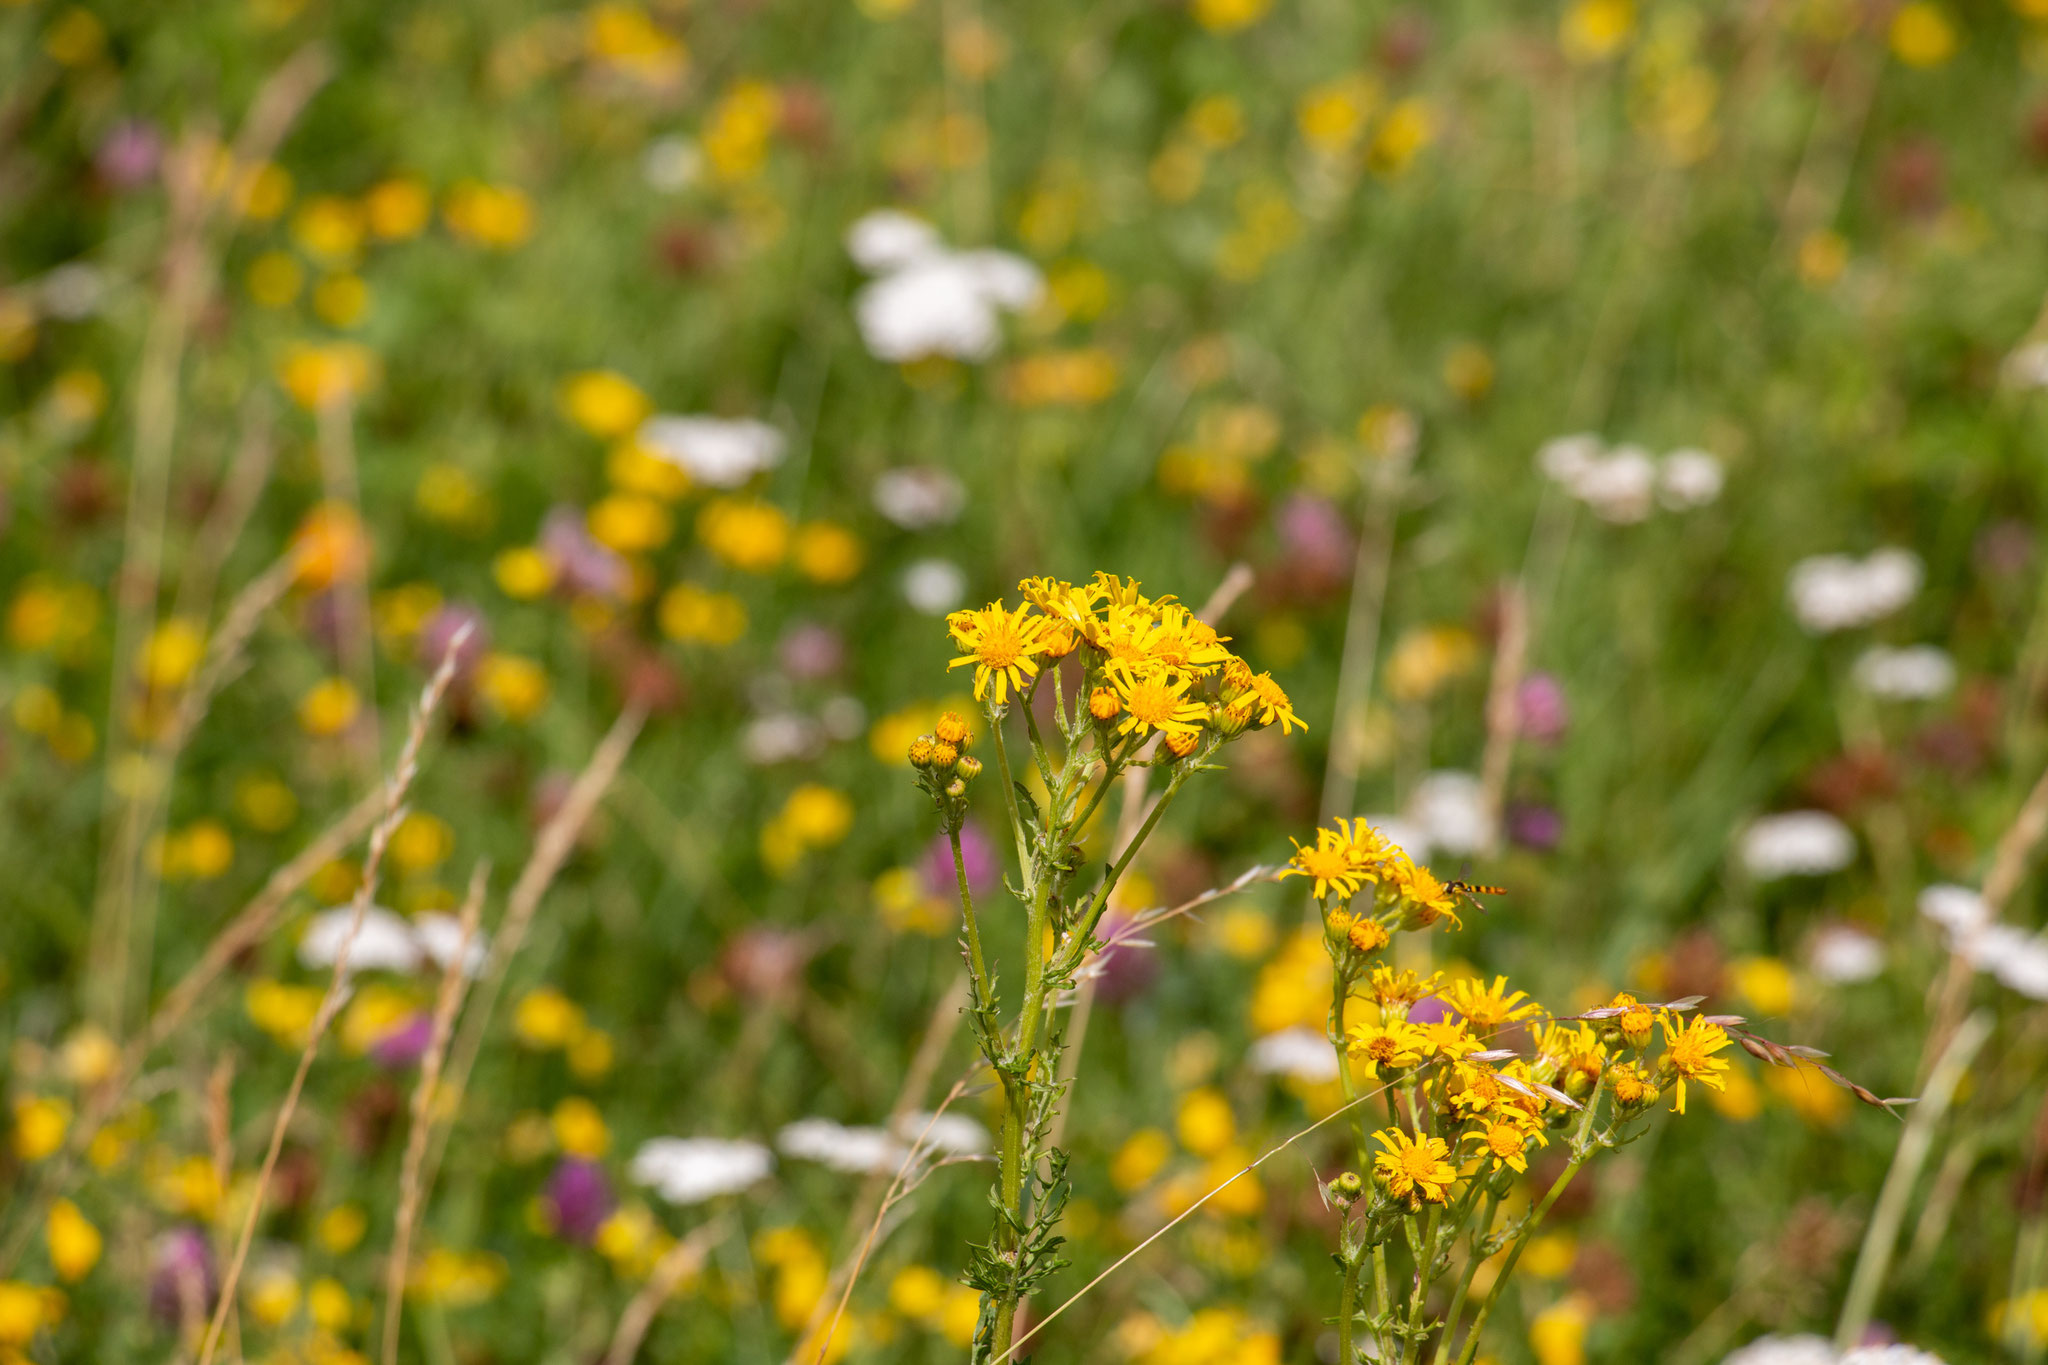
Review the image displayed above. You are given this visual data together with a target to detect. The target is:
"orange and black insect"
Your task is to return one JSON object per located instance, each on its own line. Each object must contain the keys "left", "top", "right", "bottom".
{"left": 1443, "top": 880, "right": 1505, "bottom": 911}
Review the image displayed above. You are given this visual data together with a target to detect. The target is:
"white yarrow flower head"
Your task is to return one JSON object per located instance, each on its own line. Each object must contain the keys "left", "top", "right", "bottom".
{"left": 901, "top": 559, "right": 967, "bottom": 616}
{"left": 1362, "top": 814, "right": 1431, "bottom": 865}
{"left": 641, "top": 135, "right": 702, "bottom": 193}
{"left": 1720, "top": 1335, "right": 1838, "bottom": 1365}
{"left": 1248, "top": 1027, "right": 1341, "bottom": 1082}
{"left": 629, "top": 1137, "right": 773, "bottom": 1204}
{"left": 1916, "top": 883, "right": 1988, "bottom": 939}
{"left": 1658, "top": 448, "right": 1725, "bottom": 509}
{"left": 1739, "top": 811, "right": 1855, "bottom": 880}
{"left": 896, "top": 1111, "right": 991, "bottom": 1155}
{"left": 638, "top": 415, "right": 785, "bottom": 488}
{"left": 777, "top": 1118, "right": 906, "bottom": 1173}
{"left": 1787, "top": 549, "right": 1923, "bottom": 634}
{"left": 1991, "top": 937, "right": 2048, "bottom": 1001}
{"left": 846, "top": 211, "right": 1043, "bottom": 363}
{"left": 1807, "top": 922, "right": 1885, "bottom": 984}
{"left": 1536, "top": 433, "right": 1604, "bottom": 484}
{"left": 1573, "top": 443, "right": 1658, "bottom": 523}
{"left": 411, "top": 912, "right": 489, "bottom": 978}
{"left": 299, "top": 906, "right": 425, "bottom": 975}
{"left": 1842, "top": 1347, "right": 1949, "bottom": 1365}
{"left": 872, "top": 466, "right": 967, "bottom": 529}
{"left": 2004, "top": 339, "right": 2048, "bottom": 390}
{"left": 1406, "top": 771, "right": 1494, "bottom": 858}
{"left": 1852, "top": 645, "right": 1955, "bottom": 701}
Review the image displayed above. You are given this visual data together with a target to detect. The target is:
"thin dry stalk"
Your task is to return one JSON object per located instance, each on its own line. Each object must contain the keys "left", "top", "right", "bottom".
{"left": 600, "top": 1215, "right": 734, "bottom": 1365}
{"left": 1476, "top": 579, "right": 1528, "bottom": 849}
{"left": 382, "top": 861, "right": 490, "bottom": 1365}
{"left": 205, "top": 1056, "right": 235, "bottom": 1195}
{"left": 196, "top": 640, "right": 463, "bottom": 1365}
{"left": 87, "top": 43, "right": 332, "bottom": 1034}
{"left": 171, "top": 393, "right": 278, "bottom": 631}
{"left": 1321, "top": 444, "right": 1415, "bottom": 823}
{"left": 421, "top": 703, "right": 650, "bottom": 1198}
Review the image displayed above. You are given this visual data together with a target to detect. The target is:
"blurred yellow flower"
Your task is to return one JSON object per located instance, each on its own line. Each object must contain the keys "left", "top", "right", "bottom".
{"left": 233, "top": 771, "right": 299, "bottom": 833}
{"left": 391, "top": 812, "right": 454, "bottom": 873}
{"left": 308, "top": 1277, "right": 352, "bottom": 1332}
{"left": 290, "top": 502, "right": 371, "bottom": 590}
{"left": 44, "top": 367, "right": 106, "bottom": 429}
{"left": 792, "top": 522, "right": 864, "bottom": 584}
{"left": 478, "top": 653, "right": 549, "bottom": 721}
{"left": 551, "top": 1097, "right": 610, "bottom": 1158}
{"left": 1368, "top": 98, "right": 1436, "bottom": 176}
{"left": 1708, "top": 1066, "right": 1762, "bottom": 1121}
{"left": 0, "top": 293, "right": 35, "bottom": 364}
{"left": 236, "top": 161, "right": 295, "bottom": 220}
{"left": 365, "top": 176, "right": 433, "bottom": 239}
{"left": 12, "top": 1096, "right": 71, "bottom": 1162}
{"left": 1249, "top": 930, "right": 1333, "bottom": 1034}
{"left": 1561, "top": 0, "right": 1635, "bottom": 61}
{"left": 0, "top": 1281, "right": 61, "bottom": 1348}
{"left": 514, "top": 987, "right": 585, "bottom": 1049}
{"left": 1191, "top": 0, "right": 1272, "bottom": 32}
{"left": 408, "top": 1248, "right": 507, "bottom": 1305}
{"left": 444, "top": 181, "right": 534, "bottom": 248}
{"left": 1001, "top": 349, "right": 1120, "bottom": 407}
{"left": 704, "top": 81, "right": 782, "bottom": 182}
{"left": 299, "top": 678, "right": 363, "bottom": 737}
{"left": 313, "top": 273, "right": 369, "bottom": 328}
{"left": 588, "top": 493, "right": 672, "bottom": 553}
{"left": 44, "top": 1199, "right": 100, "bottom": 1282}
{"left": 1386, "top": 625, "right": 1479, "bottom": 702}
{"left": 1891, "top": 3, "right": 1957, "bottom": 66}
{"left": 318, "top": 1203, "right": 368, "bottom": 1254}
{"left": 58, "top": 1026, "right": 117, "bottom": 1088}
{"left": 1443, "top": 342, "right": 1495, "bottom": 402}
{"left": 1798, "top": 229, "right": 1849, "bottom": 287}
{"left": 1765, "top": 1058, "right": 1848, "bottom": 1127}
{"left": 278, "top": 341, "right": 380, "bottom": 410}
{"left": 8, "top": 576, "right": 100, "bottom": 656}
{"left": 659, "top": 582, "right": 748, "bottom": 646}
{"left": 569, "top": 1027, "right": 615, "bottom": 1079}
{"left": 155, "top": 1154, "right": 223, "bottom": 1221}
{"left": 1175, "top": 1087, "right": 1236, "bottom": 1158}
{"left": 293, "top": 196, "right": 368, "bottom": 264}
{"left": 414, "top": 463, "right": 485, "bottom": 528}
{"left": 248, "top": 250, "right": 305, "bottom": 308}
{"left": 1529, "top": 1294, "right": 1593, "bottom": 1365}
{"left": 175, "top": 820, "right": 235, "bottom": 881}
{"left": 1523, "top": 1232, "right": 1577, "bottom": 1279}
{"left": 340, "top": 983, "right": 419, "bottom": 1056}
{"left": 1297, "top": 76, "right": 1379, "bottom": 154}
{"left": 698, "top": 497, "right": 790, "bottom": 571}
{"left": 494, "top": 546, "right": 557, "bottom": 600}
{"left": 607, "top": 439, "right": 692, "bottom": 500}
{"left": 586, "top": 3, "right": 689, "bottom": 84}
{"left": 1729, "top": 955, "right": 1795, "bottom": 1018}
{"left": 137, "top": 618, "right": 206, "bottom": 692}
{"left": 247, "top": 1264, "right": 301, "bottom": 1326}
{"left": 247, "top": 979, "right": 322, "bottom": 1046}
{"left": 560, "top": 370, "right": 650, "bottom": 439}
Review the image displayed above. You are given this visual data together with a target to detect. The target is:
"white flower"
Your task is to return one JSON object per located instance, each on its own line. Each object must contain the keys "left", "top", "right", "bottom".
{"left": 896, "top": 1111, "right": 990, "bottom": 1155}
{"left": 1536, "top": 433, "right": 1603, "bottom": 484}
{"left": 1658, "top": 448, "right": 1724, "bottom": 509}
{"left": 1917, "top": 884, "right": 1988, "bottom": 938}
{"left": 845, "top": 210, "right": 945, "bottom": 272}
{"left": 1572, "top": 444, "right": 1658, "bottom": 523}
{"left": 872, "top": 467, "right": 967, "bottom": 529}
{"left": 742, "top": 713, "right": 823, "bottom": 765}
{"left": 902, "top": 559, "right": 966, "bottom": 615}
{"left": 1721, "top": 1335, "right": 1837, "bottom": 1365}
{"left": 777, "top": 1118, "right": 906, "bottom": 1173}
{"left": 2005, "top": 339, "right": 2048, "bottom": 390}
{"left": 39, "top": 263, "right": 104, "bottom": 320}
{"left": 820, "top": 695, "right": 867, "bottom": 741}
{"left": 1788, "top": 550, "right": 1923, "bottom": 634}
{"left": 638, "top": 416, "right": 785, "bottom": 488}
{"left": 1853, "top": 645, "right": 1955, "bottom": 701}
{"left": 1808, "top": 923, "right": 1884, "bottom": 983}
{"left": 1739, "top": 811, "right": 1855, "bottom": 880}
{"left": 630, "top": 1137, "right": 773, "bottom": 1204}
{"left": 1362, "top": 814, "right": 1430, "bottom": 864}
{"left": 1406, "top": 772, "right": 1493, "bottom": 858}
{"left": 411, "top": 912, "right": 488, "bottom": 978}
{"left": 641, "top": 135, "right": 702, "bottom": 193}
{"left": 299, "top": 906, "right": 424, "bottom": 975}
{"left": 846, "top": 213, "right": 1044, "bottom": 364}
{"left": 1842, "top": 1347, "right": 1947, "bottom": 1365}
{"left": 1991, "top": 938, "right": 2048, "bottom": 1001}
{"left": 1248, "top": 1027, "right": 1340, "bottom": 1082}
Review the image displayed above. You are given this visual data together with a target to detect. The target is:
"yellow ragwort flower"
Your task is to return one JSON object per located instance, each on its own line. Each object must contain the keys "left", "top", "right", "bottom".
{"left": 945, "top": 600, "right": 1050, "bottom": 704}
{"left": 1658, "top": 1015, "right": 1733, "bottom": 1115}
{"left": 1346, "top": 1019, "right": 1428, "bottom": 1078}
{"left": 1373, "top": 1128, "right": 1457, "bottom": 1205}
{"left": 1442, "top": 974, "right": 1543, "bottom": 1034}
{"left": 1464, "top": 1114, "right": 1548, "bottom": 1174}
{"left": 1106, "top": 661, "right": 1208, "bottom": 742}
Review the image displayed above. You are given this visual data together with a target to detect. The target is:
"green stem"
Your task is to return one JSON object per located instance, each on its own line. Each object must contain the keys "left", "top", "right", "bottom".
{"left": 1432, "top": 1192, "right": 1500, "bottom": 1365}
{"left": 1338, "top": 1245, "right": 1362, "bottom": 1365}
{"left": 950, "top": 826, "right": 994, "bottom": 1006}
{"left": 1070, "top": 771, "right": 1182, "bottom": 954}
{"left": 1372, "top": 1238, "right": 1393, "bottom": 1359}
{"left": 986, "top": 700, "right": 1033, "bottom": 886}
{"left": 1401, "top": 1202, "right": 1442, "bottom": 1363}
{"left": 990, "top": 844, "right": 1055, "bottom": 1358}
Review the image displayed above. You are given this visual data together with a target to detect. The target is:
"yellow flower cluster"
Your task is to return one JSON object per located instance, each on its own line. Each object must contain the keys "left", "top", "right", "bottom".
{"left": 944, "top": 572, "right": 1301, "bottom": 761}
{"left": 1282, "top": 817, "right": 1466, "bottom": 935}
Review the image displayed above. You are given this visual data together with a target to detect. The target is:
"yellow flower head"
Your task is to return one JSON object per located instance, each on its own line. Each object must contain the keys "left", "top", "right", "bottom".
{"left": 1443, "top": 975, "right": 1542, "bottom": 1035}
{"left": 1658, "top": 1015, "right": 1733, "bottom": 1115}
{"left": 1243, "top": 671, "right": 1305, "bottom": 734}
{"left": 1106, "top": 661, "right": 1209, "bottom": 742}
{"left": 1372, "top": 1128, "right": 1457, "bottom": 1206}
{"left": 1448, "top": 1058, "right": 1544, "bottom": 1123}
{"left": 1606, "top": 991, "right": 1657, "bottom": 1050}
{"left": 1607, "top": 1060, "right": 1657, "bottom": 1109}
{"left": 1280, "top": 818, "right": 1393, "bottom": 902}
{"left": 1368, "top": 965, "right": 1444, "bottom": 1016}
{"left": 1346, "top": 917, "right": 1391, "bottom": 955}
{"left": 1414, "top": 1018, "right": 1480, "bottom": 1061}
{"left": 1464, "top": 1114, "right": 1548, "bottom": 1173}
{"left": 1394, "top": 860, "right": 1462, "bottom": 930}
{"left": 946, "top": 600, "right": 1050, "bottom": 704}
{"left": 1345, "top": 1019, "right": 1428, "bottom": 1078}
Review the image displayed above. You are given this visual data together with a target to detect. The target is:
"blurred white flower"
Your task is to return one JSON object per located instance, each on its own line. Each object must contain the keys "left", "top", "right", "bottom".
{"left": 1406, "top": 772, "right": 1493, "bottom": 858}
{"left": 1363, "top": 814, "right": 1430, "bottom": 864}
{"left": 847, "top": 212, "right": 1043, "bottom": 363}
{"left": 639, "top": 416, "right": 785, "bottom": 488}
{"left": 2004, "top": 339, "right": 2048, "bottom": 390}
{"left": 873, "top": 466, "right": 967, "bottom": 529}
{"left": 1917, "top": 883, "right": 1988, "bottom": 938}
{"left": 897, "top": 1111, "right": 990, "bottom": 1155}
{"left": 1249, "top": 1027, "right": 1340, "bottom": 1082}
{"left": 299, "top": 906, "right": 425, "bottom": 975}
{"left": 1990, "top": 936, "right": 2048, "bottom": 1001}
{"left": 1807, "top": 923, "right": 1884, "bottom": 983}
{"left": 1536, "top": 433, "right": 1603, "bottom": 484}
{"left": 777, "top": 1118, "right": 906, "bottom": 1173}
{"left": 412, "top": 912, "right": 488, "bottom": 978}
{"left": 742, "top": 713, "right": 823, "bottom": 765}
{"left": 1853, "top": 645, "right": 1955, "bottom": 701}
{"left": 819, "top": 695, "right": 867, "bottom": 741}
{"left": 630, "top": 1137, "right": 773, "bottom": 1204}
{"left": 1739, "top": 811, "right": 1854, "bottom": 880}
{"left": 1572, "top": 444, "right": 1658, "bottom": 523}
{"left": 1843, "top": 1348, "right": 1948, "bottom": 1365}
{"left": 902, "top": 559, "right": 966, "bottom": 615}
{"left": 39, "top": 263, "right": 104, "bottom": 320}
{"left": 641, "top": 135, "right": 702, "bottom": 193}
{"left": 845, "top": 209, "right": 944, "bottom": 272}
{"left": 1787, "top": 550, "right": 1923, "bottom": 634}
{"left": 1658, "top": 448, "right": 1724, "bottom": 510}
{"left": 1721, "top": 1336, "right": 1836, "bottom": 1365}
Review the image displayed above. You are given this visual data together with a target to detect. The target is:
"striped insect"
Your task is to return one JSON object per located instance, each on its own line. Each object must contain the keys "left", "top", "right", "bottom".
{"left": 1443, "top": 879, "right": 1505, "bottom": 914}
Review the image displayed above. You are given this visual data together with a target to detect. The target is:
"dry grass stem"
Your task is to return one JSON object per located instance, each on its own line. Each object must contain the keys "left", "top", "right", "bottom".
{"left": 600, "top": 1215, "right": 734, "bottom": 1365}
{"left": 381, "top": 860, "right": 490, "bottom": 1365}
{"left": 1476, "top": 578, "right": 1528, "bottom": 847}
{"left": 196, "top": 636, "right": 465, "bottom": 1365}
{"left": 1321, "top": 445, "right": 1415, "bottom": 823}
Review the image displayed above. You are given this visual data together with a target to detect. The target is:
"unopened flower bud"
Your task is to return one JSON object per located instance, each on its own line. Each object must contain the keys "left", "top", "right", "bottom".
{"left": 929, "top": 741, "right": 959, "bottom": 769}
{"left": 956, "top": 755, "right": 983, "bottom": 780}
{"left": 1328, "top": 1171, "right": 1364, "bottom": 1207}
{"left": 1088, "top": 687, "right": 1120, "bottom": 722}
{"left": 908, "top": 737, "right": 936, "bottom": 768}
{"left": 945, "top": 777, "right": 967, "bottom": 798}
{"left": 1165, "top": 728, "right": 1200, "bottom": 758}
{"left": 934, "top": 711, "right": 969, "bottom": 747}
{"left": 1347, "top": 919, "right": 1391, "bottom": 955}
